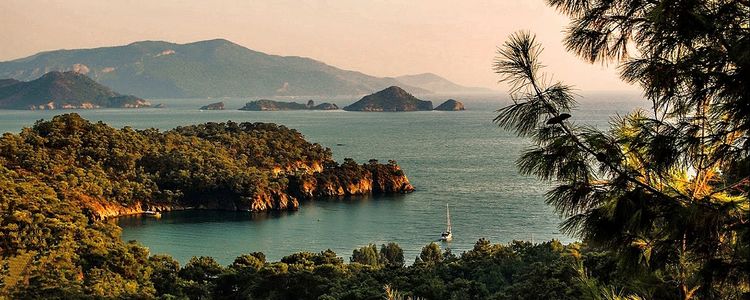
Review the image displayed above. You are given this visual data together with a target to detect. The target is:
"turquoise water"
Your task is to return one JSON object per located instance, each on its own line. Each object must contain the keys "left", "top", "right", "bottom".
{"left": 0, "top": 93, "right": 642, "bottom": 263}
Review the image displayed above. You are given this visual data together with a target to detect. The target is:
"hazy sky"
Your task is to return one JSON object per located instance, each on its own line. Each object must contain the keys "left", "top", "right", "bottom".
{"left": 1, "top": 0, "right": 637, "bottom": 91}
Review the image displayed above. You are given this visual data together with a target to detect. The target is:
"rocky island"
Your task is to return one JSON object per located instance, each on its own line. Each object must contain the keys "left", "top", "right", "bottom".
{"left": 343, "top": 86, "right": 433, "bottom": 112}
{"left": 0, "top": 71, "right": 151, "bottom": 110}
{"left": 434, "top": 99, "right": 465, "bottom": 111}
{"left": 0, "top": 114, "right": 413, "bottom": 219}
{"left": 200, "top": 101, "right": 225, "bottom": 110}
{"left": 239, "top": 99, "right": 339, "bottom": 111}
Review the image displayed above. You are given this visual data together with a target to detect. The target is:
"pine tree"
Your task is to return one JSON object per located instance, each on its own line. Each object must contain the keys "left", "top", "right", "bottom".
{"left": 494, "top": 1, "right": 749, "bottom": 295}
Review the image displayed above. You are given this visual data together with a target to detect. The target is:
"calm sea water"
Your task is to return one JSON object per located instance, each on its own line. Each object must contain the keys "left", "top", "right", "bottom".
{"left": 0, "top": 92, "right": 643, "bottom": 263}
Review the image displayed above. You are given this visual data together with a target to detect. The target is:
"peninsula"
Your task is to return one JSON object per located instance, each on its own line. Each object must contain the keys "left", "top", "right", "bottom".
{"left": 0, "top": 71, "right": 151, "bottom": 110}
{"left": 0, "top": 114, "right": 413, "bottom": 219}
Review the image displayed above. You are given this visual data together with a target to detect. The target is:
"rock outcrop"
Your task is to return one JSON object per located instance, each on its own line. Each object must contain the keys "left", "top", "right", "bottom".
{"left": 249, "top": 191, "right": 300, "bottom": 212}
{"left": 343, "top": 86, "right": 433, "bottom": 112}
{"left": 288, "top": 160, "right": 415, "bottom": 200}
{"left": 200, "top": 101, "right": 225, "bottom": 110}
{"left": 86, "top": 159, "right": 414, "bottom": 217}
{"left": 309, "top": 101, "right": 339, "bottom": 110}
{"left": 434, "top": 99, "right": 465, "bottom": 111}
{"left": 76, "top": 193, "right": 188, "bottom": 220}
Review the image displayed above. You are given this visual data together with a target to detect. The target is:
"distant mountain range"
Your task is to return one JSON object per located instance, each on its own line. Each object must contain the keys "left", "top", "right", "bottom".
{"left": 0, "top": 39, "right": 491, "bottom": 98}
{"left": 396, "top": 73, "right": 493, "bottom": 94}
{"left": 0, "top": 71, "right": 150, "bottom": 109}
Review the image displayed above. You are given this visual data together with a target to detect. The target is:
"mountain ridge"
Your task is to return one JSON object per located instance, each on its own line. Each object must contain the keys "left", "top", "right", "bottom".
{"left": 0, "top": 39, "right": 434, "bottom": 98}
{"left": 395, "top": 73, "right": 495, "bottom": 94}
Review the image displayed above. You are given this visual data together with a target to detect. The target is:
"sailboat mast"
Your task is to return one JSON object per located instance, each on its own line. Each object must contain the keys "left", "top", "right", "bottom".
{"left": 446, "top": 204, "right": 451, "bottom": 232}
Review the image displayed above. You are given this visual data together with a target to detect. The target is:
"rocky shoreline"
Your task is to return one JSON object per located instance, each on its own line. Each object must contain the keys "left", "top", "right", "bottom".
{"left": 87, "top": 161, "right": 415, "bottom": 219}
{"left": 0, "top": 115, "right": 416, "bottom": 222}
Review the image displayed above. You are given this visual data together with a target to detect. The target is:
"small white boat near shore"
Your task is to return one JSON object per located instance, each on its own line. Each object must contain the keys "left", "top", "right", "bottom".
{"left": 143, "top": 210, "right": 162, "bottom": 218}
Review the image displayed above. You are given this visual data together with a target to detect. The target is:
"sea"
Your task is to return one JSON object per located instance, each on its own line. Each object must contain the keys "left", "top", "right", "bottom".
{"left": 0, "top": 92, "right": 643, "bottom": 264}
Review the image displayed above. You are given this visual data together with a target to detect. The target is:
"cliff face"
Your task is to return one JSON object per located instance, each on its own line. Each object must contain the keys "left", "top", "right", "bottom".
{"left": 84, "top": 160, "right": 414, "bottom": 216}
{"left": 252, "top": 161, "right": 415, "bottom": 211}
{"left": 249, "top": 191, "right": 300, "bottom": 212}
{"left": 368, "top": 163, "right": 415, "bottom": 193}
{"left": 288, "top": 161, "right": 415, "bottom": 201}
{"left": 76, "top": 193, "right": 188, "bottom": 220}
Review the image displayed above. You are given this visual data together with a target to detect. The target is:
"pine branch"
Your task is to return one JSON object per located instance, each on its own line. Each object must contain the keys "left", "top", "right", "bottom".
{"left": 496, "top": 31, "right": 696, "bottom": 206}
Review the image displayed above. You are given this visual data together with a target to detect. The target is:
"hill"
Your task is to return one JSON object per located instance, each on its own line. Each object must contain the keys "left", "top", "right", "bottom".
{"left": 0, "top": 71, "right": 150, "bottom": 109}
{"left": 0, "top": 113, "right": 414, "bottom": 218}
{"left": 396, "top": 73, "right": 494, "bottom": 94}
{"left": 343, "top": 86, "right": 433, "bottom": 112}
{"left": 0, "top": 39, "right": 430, "bottom": 98}
{"left": 434, "top": 99, "right": 465, "bottom": 111}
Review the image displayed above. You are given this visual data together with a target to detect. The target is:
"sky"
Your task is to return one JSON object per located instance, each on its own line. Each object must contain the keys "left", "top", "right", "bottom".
{"left": 0, "top": 0, "right": 637, "bottom": 92}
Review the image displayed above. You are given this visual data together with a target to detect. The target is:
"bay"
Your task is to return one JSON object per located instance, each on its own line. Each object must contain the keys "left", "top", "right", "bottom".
{"left": 0, "top": 92, "right": 642, "bottom": 263}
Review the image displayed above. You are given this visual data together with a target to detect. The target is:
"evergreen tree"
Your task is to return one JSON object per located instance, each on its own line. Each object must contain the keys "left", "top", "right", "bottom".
{"left": 380, "top": 242, "right": 406, "bottom": 268}
{"left": 494, "top": 0, "right": 749, "bottom": 297}
{"left": 351, "top": 244, "right": 381, "bottom": 267}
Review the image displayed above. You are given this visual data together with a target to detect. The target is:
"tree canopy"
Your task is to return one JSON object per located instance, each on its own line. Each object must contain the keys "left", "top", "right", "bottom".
{"left": 494, "top": 1, "right": 749, "bottom": 298}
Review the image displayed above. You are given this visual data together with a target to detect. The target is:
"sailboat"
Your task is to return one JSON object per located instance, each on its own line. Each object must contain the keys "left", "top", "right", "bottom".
{"left": 440, "top": 204, "right": 453, "bottom": 241}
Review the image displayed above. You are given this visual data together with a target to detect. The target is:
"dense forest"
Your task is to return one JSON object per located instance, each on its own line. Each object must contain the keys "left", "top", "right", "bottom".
{"left": 0, "top": 114, "right": 415, "bottom": 299}
{"left": 0, "top": 113, "right": 413, "bottom": 218}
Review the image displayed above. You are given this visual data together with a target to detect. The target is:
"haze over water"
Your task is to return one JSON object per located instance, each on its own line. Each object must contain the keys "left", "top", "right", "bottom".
{"left": 0, "top": 93, "right": 642, "bottom": 263}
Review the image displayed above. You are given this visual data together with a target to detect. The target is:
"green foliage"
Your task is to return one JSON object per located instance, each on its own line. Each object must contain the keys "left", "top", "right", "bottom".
{"left": 351, "top": 244, "right": 381, "bottom": 267}
{"left": 0, "top": 113, "right": 412, "bottom": 218}
{"left": 0, "top": 114, "right": 412, "bottom": 299}
{"left": 494, "top": 1, "right": 749, "bottom": 297}
{"left": 380, "top": 243, "right": 405, "bottom": 268}
{"left": 145, "top": 240, "right": 595, "bottom": 300}
{"left": 179, "top": 256, "right": 224, "bottom": 286}
{"left": 415, "top": 242, "right": 442, "bottom": 266}
{"left": 149, "top": 255, "right": 182, "bottom": 297}
{"left": 232, "top": 252, "right": 266, "bottom": 271}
